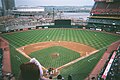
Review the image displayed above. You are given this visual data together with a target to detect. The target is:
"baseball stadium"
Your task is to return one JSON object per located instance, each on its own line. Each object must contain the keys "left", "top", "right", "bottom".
{"left": 0, "top": 0, "right": 120, "bottom": 80}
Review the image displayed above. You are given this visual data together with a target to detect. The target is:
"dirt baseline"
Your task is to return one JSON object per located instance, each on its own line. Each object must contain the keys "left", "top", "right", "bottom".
{"left": 17, "top": 41, "right": 96, "bottom": 56}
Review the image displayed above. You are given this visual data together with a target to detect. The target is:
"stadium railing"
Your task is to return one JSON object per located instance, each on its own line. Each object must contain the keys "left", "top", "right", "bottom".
{"left": 97, "top": 46, "right": 120, "bottom": 80}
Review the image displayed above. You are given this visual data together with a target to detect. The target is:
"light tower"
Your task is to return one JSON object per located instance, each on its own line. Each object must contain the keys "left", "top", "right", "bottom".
{"left": 53, "top": 8, "right": 55, "bottom": 22}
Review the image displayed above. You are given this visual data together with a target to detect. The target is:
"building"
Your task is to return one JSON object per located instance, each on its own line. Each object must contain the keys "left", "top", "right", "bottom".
{"left": 12, "top": 6, "right": 45, "bottom": 17}
{"left": 1, "top": 0, "right": 15, "bottom": 15}
{"left": 0, "top": 7, "right": 2, "bottom": 16}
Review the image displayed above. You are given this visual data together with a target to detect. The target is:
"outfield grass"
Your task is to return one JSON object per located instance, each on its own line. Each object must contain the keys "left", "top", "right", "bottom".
{"left": 2, "top": 29, "right": 120, "bottom": 49}
{"left": 29, "top": 46, "right": 80, "bottom": 68}
{"left": 1, "top": 29, "right": 120, "bottom": 80}
{"left": 60, "top": 48, "right": 106, "bottom": 80}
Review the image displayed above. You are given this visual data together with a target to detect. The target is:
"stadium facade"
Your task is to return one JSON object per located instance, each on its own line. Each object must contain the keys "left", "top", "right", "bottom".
{"left": 87, "top": 0, "right": 120, "bottom": 80}
{"left": 87, "top": 0, "right": 120, "bottom": 32}
{"left": 12, "top": 6, "right": 45, "bottom": 17}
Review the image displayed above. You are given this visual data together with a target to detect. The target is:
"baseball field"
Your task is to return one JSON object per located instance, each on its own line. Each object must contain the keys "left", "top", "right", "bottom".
{"left": 1, "top": 28, "right": 120, "bottom": 80}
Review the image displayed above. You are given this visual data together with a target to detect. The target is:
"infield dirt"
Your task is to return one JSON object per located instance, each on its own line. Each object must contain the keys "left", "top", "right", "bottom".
{"left": 17, "top": 41, "right": 96, "bottom": 57}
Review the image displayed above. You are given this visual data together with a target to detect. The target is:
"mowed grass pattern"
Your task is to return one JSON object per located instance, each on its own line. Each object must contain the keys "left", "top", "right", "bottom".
{"left": 1, "top": 29, "right": 120, "bottom": 80}
{"left": 29, "top": 46, "right": 80, "bottom": 68}
{"left": 60, "top": 48, "right": 106, "bottom": 80}
{"left": 2, "top": 29, "right": 120, "bottom": 49}
{"left": 9, "top": 45, "right": 29, "bottom": 78}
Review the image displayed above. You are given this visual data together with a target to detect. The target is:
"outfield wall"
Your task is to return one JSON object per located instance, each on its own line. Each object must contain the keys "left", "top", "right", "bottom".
{"left": 36, "top": 25, "right": 82, "bottom": 29}
{"left": 1, "top": 25, "right": 83, "bottom": 33}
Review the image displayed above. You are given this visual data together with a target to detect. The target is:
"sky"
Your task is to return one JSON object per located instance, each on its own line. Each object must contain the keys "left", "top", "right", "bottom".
{"left": 15, "top": 0, "right": 94, "bottom": 7}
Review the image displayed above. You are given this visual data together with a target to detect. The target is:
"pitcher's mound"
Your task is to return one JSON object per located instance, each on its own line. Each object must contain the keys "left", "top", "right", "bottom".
{"left": 51, "top": 53, "right": 60, "bottom": 58}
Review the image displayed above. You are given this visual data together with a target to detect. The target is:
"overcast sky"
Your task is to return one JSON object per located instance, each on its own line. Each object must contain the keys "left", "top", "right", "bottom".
{"left": 15, "top": 0, "right": 94, "bottom": 7}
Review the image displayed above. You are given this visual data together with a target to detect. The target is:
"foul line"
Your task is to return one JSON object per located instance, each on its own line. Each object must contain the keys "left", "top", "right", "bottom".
{"left": 88, "top": 57, "right": 96, "bottom": 62}
{"left": 56, "top": 50, "right": 99, "bottom": 70}
{"left": 16, "top": 48, "right": 47, "bottom": 70}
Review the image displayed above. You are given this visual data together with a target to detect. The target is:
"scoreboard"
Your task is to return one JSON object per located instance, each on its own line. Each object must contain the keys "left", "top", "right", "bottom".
{"left": 55, "top": 19, "right": 71, "bottom": 25}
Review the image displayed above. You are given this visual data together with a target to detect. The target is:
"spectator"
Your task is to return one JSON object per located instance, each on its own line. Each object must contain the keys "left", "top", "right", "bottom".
{"left": 57, "top": 75, "right": 64, "bottom": 80}
{"left": 57, "top": 75, "right": 62, "bottom": 79}
{"left": 68, "top": 74, "right": 72, "bottom": 80}
{"left": 19, "top": 58, "right": 49, "bottom": 80}
{"left": 19, "top": 62, "right": 40, "bottom": 80}
{"left": 49, "top": 76, "right": 52, "bottom": 80}
{"left": 30, "top": 58, "right": 43, "bottom": 77}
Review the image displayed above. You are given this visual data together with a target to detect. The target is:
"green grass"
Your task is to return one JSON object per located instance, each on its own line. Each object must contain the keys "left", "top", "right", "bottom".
{"left": 60, "top": 48, "right": 106, "bottom": 80}
{"left": 2, "top": 29, "right": 120, "bottom": 49}
{"left": 9, "top": 45, "right": 29, "bottom": 79}
{"left": 29, "top": 46, "right": 80, "bottom": 68}
{"left": 1, "top": 29, "right": 120, "bottom": 80}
